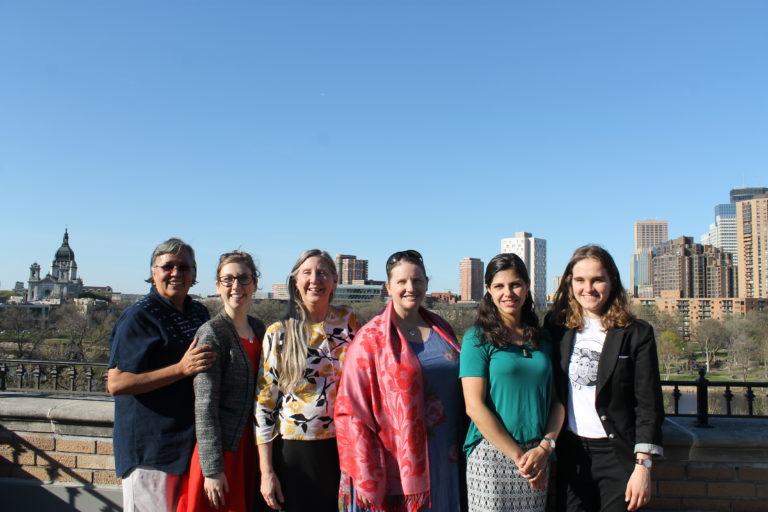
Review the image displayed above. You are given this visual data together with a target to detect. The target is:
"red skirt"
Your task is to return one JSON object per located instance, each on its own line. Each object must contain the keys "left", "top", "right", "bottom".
{"left": 177, "top": 426, "right": 257, "bottom": 512}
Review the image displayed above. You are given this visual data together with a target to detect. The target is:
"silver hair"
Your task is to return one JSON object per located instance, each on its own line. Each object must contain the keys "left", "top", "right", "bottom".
{"left": 277, "top": 249, "right": 337, "bottom": 394}
{"left": 145, "top": 238, "right": 197, "bottom": 284}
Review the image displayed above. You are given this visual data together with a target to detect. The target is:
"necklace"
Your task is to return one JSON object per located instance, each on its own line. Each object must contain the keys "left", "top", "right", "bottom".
{"left": 407, "top": 328, "right": 418, "bottom": 337}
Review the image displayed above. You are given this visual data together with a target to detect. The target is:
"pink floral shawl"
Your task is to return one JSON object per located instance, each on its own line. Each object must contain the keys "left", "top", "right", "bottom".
{"left": 335, "top": 302, "right": 460, "bottom": 512}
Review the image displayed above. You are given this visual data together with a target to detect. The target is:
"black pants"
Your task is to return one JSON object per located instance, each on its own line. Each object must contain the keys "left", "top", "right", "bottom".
{"left": 557, "top": 431, "right": 633, "bottom": 512}
{"left": 273, "top": 437, "right": 340, "bottom": 512}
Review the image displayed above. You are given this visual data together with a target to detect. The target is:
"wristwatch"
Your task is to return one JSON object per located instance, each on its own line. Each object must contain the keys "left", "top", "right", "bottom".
{"left": 635, "top": 458, "right": 652, "bottom": 469}
{"left": 541, "top": 436, "right": 556, "bottom": 452}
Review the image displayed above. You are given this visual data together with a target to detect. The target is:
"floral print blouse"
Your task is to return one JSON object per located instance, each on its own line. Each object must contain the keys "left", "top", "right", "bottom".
{"left": 255, "top": 305, "right": 359, "bottom": 443}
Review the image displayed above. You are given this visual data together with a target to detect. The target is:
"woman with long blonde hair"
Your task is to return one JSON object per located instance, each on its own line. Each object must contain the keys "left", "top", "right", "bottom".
{"left": 255, "top": 249, "right": 359, "bottom": 511}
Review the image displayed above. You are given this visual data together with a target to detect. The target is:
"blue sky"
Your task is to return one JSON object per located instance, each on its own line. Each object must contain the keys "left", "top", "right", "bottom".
{"left": 1, "top": 1, "right": 766, "bottom": 297}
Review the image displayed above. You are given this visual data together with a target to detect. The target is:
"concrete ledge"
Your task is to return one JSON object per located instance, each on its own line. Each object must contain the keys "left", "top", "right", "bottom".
{"left": 0, "top": 393, "right": 113, "bottom": 437}
{"left": 2, "top": 393, "right": 768, "bottom": 512}
{"left": 662, "top": 416, "right": 768, "bottom": 463}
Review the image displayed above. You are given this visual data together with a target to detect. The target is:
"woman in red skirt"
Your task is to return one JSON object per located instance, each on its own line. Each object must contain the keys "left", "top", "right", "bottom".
{"left": 178, "top": 250, "right": 268, "bottom": 511}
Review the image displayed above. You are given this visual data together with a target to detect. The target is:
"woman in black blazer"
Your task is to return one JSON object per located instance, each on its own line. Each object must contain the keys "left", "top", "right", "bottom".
{"left": 545, "top": 245, "right": 664, "bottom": 512}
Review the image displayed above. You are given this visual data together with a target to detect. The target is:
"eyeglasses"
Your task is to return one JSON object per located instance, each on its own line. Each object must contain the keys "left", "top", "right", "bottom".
{"left": 386, "top": 249, "right": 424, "bottom": 272}
{"left": 154, "top": 263, "right": 194, "bottom": 273}
{"left": 218, "top": 274, "right": 255, "bottom": 287}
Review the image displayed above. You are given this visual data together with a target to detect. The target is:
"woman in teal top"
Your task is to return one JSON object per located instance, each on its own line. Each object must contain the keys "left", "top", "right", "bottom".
{"left": 460, "top": 253, "right": 564, "bottom": 512}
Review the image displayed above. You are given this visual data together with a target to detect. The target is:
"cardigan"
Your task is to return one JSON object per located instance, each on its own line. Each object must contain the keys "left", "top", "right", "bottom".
{"left": 546, "top": 317, "right": 664, "bottom": 469}
{"left": 193, "top": 310, "right": 266, "bottom": 477}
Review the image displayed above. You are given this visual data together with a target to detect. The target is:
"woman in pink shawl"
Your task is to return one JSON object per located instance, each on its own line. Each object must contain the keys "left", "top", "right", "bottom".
{"left": 336, "top": 250, "right": 464, "bottom": 512}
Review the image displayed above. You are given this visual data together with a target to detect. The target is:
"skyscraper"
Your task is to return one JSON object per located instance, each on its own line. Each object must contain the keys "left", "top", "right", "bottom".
{"left": 500, "top": 232, "right": 546, "bottom": 310}
{"left": 731, "top": 187, "right": 768, "bottom": 203}
{"left": 651, "top": 236, "right": 735, "bottom": 298}
{"left": 634, "top": 220, "right": 669, "bottom": 252}
{"left": 701, "top": 203, "right": 737, "bottom": 263}
{"left": 630, "top": 220, "right": 669, "bottom": 297}
{"left": 459, "top": 257, "right": 484, "bottom": 302}
{"left": 334, "top": 254, "right": 369, "bottom": 284}
{"left": 736, "top": 195, "right": 768, "bottom": 298}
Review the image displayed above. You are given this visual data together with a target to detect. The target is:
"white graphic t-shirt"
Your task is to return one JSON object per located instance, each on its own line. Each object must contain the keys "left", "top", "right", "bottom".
{"left": 567, "top": 317, "right": 608, "bottom": 438}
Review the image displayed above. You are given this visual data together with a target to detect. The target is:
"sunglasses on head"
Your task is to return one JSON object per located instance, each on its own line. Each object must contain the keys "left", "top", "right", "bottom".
{"left": 386, "top": 250, "right": 424, "bottom": 269}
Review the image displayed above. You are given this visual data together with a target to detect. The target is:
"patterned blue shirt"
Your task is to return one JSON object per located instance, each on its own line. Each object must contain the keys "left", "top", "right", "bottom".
{"left": 108, "top": 286, "right": 210, "bottom": 477}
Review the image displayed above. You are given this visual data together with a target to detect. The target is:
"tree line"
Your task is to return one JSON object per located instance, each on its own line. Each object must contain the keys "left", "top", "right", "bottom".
{"left": 2, "top": 300, "right": 766, "bottom": 383}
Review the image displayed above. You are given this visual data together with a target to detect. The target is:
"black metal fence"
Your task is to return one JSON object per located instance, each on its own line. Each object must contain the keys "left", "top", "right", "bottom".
{"left": 662, "top": 367, "right": 768, "bottom": 427}
{"left": 0, "top": 359, "right": 108, "bottom": 394}
{"left": 1, "top": 360, "right": 767, "bottom": 426}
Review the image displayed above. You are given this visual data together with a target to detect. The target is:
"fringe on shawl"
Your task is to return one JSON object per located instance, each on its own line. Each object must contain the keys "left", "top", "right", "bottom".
{"left": 339, "top": 489, "right": 430, "bottom": 512}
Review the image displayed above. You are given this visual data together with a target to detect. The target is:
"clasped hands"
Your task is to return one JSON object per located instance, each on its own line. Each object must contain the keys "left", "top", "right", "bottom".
{"left": 516, "top": 445, "right": 550, "bottom": 491}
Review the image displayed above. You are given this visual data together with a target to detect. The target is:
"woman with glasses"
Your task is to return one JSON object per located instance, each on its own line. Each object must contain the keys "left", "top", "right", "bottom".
{"left": 545, "top": 246, "right": 663, "bottom": 512}
{"left": 177, "top": 250, "right": 268, "bottom": 512}
{"left": 460, "top": 253, "right": 564, "bottom": 512}
{"left": 336, "top": 250, "right": 463, "bottom": 512}
{"left": 255, "top": 249, "right": 360, "bottom": 512}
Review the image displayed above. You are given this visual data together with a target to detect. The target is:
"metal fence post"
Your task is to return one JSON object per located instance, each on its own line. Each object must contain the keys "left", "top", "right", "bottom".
{"left": 694, "top": 366, "right": 712, "bottom": 428}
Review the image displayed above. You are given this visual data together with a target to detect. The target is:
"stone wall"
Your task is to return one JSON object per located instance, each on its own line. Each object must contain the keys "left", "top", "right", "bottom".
{"left": 647, "top": 416, "right": 768, "bottom": 512}
{"left": 1, "top": 393, "right": 767, "bottom": 512}
{"left": 0, "top": 394, "right": 117, "bottom": 488}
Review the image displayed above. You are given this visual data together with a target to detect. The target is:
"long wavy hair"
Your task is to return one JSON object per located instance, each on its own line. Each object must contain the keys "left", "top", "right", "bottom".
{"left": 549, "top": 245, "right": 634, "bottom": 330}
{"left": 475, "top": 253, "right": 540, "bottom": 348}
{"left": 277, "top": 249, "right": 337, "bottom": 394}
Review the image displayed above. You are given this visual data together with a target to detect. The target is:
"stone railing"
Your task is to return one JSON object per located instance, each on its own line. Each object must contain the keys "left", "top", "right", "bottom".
{"left": 1, "top": 392, "right": 767, "bottom": 512}
{"left": 0, "top": 392, "right": 119, "bottom": 511}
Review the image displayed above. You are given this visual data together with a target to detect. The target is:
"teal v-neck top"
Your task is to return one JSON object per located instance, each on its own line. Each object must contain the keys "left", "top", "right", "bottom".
{"left": 459, "top": 325, "right": 553, "bottom": 457}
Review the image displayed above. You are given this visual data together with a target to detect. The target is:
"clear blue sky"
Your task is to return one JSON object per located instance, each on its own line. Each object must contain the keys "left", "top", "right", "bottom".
{"left": 1, "top": 1, "right": 766, "bottom": 297}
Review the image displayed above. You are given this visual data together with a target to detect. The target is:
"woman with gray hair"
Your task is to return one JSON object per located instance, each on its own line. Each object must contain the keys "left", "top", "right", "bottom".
{"left": 255, "top": 249, "right": 360, "bottom": 511}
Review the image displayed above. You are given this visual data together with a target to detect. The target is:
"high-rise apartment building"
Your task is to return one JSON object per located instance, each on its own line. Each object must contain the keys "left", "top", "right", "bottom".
{"left": 459, "top": 257, "right": 484, "bottom": 302}
{"left": 631, "top": 248, "right": 655, "bottom": 298}
{"left": 702, "top": 203, "right": 737, "bottom": 262}
{"left": 736, "top": 195, "right": 768, "bottom": 298}
{"left": 634, "top": 220, "right": 669, "bottom": 252}
{"left": 731, "top": 187, "right": 768, "bottom": 203}
{"left": 630, "top": 220, "right": 669, "bottom": 297}
{"left": 500, "top": 232, "right": 546, "bottom": 310}
{"left": 335, "top": 254, "right": 369, "bottom": 285}
{"left": 651, "top": 236, "right": 735, "bottom": 298}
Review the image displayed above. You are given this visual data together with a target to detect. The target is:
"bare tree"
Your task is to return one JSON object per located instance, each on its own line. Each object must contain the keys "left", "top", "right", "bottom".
{"left": 350, "top": 299, "right": 386, "bottom": 325}
{"left": 48, "top": 304, "right": 91, "bottom": 361}
{"left": 725, "top": 317, "right": 755, "bottom": 380}
{"left": 657, "top": 329, "right": 683, "bottom": 379}
{"left": 250, "top": 300, "right": 287, "bottom": 328}
{"left": 694, "top": 319, "right": 729, "bottom": 373}
{"left": 745, "top": 312, "right": 768, "bottom": 380}
{"left": 0, "top": 307, "right": 45, "bottom": 358}
{"left": 430, "top": 304, "right": 478, "bottom": 339}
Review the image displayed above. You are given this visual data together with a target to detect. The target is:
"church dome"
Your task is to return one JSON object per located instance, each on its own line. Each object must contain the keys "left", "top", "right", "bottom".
{"left": 55, "top": 229, "right": 75, "bottom": 261}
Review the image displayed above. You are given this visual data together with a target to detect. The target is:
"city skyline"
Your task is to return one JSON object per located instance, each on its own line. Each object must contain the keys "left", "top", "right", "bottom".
{"left": 1, "top": 2, "right": 766, "bottom": 297}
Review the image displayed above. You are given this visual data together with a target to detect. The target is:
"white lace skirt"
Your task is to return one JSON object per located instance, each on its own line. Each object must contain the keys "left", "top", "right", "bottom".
{"left": 466, "top": 438, "right": 549, "bottom": 512}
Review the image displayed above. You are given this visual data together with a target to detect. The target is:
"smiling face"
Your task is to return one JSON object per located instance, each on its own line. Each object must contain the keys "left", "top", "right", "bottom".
{"left": 571, "top": 257, "right": 612, "bottom": 318}
{"left": 216, "top": 262, "right": 256, "bottom": 314}
{"left": 487, "top": 268, "right": 529, "bottom": 327}
{"left": 151, "top": 250, "right": 195, "bottom": 307}
{"left": 294, "top": 256, "right": 336, "bottom": 312}
{"left": 386, "top": 261, "right": 428, "bottom": 318}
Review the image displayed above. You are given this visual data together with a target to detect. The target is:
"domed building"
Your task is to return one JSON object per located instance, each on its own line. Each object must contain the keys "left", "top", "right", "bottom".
{"left": 27, "top": 229, "right": 84, "bottom": 302}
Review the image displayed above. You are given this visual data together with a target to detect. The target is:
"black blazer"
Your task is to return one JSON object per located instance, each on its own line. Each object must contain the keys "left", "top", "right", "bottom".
{"left": 546, "top": 317, "right": 664, "bottom": 468}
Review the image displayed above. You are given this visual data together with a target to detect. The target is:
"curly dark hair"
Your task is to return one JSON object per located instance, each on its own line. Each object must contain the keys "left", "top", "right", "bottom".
{"left": 474, "top": 253, "right": 539, "bottom": 348}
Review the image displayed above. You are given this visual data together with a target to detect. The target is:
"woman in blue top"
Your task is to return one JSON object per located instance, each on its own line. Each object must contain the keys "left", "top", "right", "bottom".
{"left": 460, "top": 253, "right": 564, "bottom": 512}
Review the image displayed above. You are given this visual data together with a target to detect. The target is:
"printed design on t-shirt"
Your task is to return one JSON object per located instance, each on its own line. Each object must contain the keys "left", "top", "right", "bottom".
{"left": 569, "top": 346, "right": 600, "bottom": 388}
